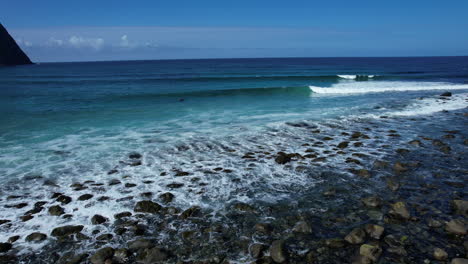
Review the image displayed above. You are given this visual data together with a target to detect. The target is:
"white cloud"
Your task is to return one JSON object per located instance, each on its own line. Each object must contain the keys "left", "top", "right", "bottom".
{"left": 68, "top": 36, "right": 104, "bottom": 50}
{"left": 120, "top": 35, "right": 130, "bottom": 47}
{"left": 47, "top": 37, "right": 64, "bottom": 46}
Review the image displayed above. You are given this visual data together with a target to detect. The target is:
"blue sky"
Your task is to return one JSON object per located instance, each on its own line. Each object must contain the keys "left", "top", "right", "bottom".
{"left": 2, "top": 0, "right": 468, "bottom": 62}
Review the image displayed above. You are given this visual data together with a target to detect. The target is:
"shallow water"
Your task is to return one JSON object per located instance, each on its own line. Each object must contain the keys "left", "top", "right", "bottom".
{"left": 0, "top": 57, "right": 467, "bottom": 263}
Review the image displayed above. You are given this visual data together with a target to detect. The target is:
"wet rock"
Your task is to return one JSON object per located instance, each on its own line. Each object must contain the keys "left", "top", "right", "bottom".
{"left": 440, "top": 91, "right": 452, "bottom": 97}
{"left": 129, "top": 152, "right": 142, "bottom": 159}
{"left": 393, "top": 162, "right": 408, "bottom": 174}
{"left": 128, "top": 239, "right": 155, "bottom": 251}
{"left": 364, "top": 224, "right": 384, "bottom": 240}
{"left": 362, "top": 196, "right": 382, "bottom": 208}
{"left": 451, "top": 259, "right": 468, "bottom": 264}
{"left": 386, "top": 178, "right": 400, "bottom": 192}
{"left": 345, "top": 228, "right": 366, "bottom": 244}
{"left": 115, "top": 212, "right": 132, "bottom": 219}
{"left": 136, "top": 247, "right": 170, "bottom": 264}
{"left": 125, "top": 183, "right": 137, "bottom": 188}
{"left": 49, "top": 205, "right": 65, "bottom": 216}
{"left": 159, "top": 192, "right": 174, "bottom": 203}
{"left": 91, "top": 214, "right": 108, "bottom": 225}
{"left": 337, "top": 141, "right": 349, "bottom": 149}
{"left": 275, "top": 152, "right": 291, "bottom": 164}
{"left": 97, "top": 196, "right": 110, "bottom": 202}
{"left": 359, "top": 244, "right": 382, "bottom": 262}
{"left": 453, "top": 200, "right": 468, "bottom": 216}
{"left": 373, "top": 160, "right": 388, "bottom": 169}
{"left": 5, "top": 202, "right": 28, "bottom": 208}
{"left": 109, "top": 179, "right": 121, "bottom": 185}
{"left": 389, "top": 202, "right": 411, "bottom": 220}
{"left": 25, "top": 232, "right": 47, "bottom": 242}
{"left": 352, "top": 169, "right": 371, "bottom": 178}
{"left": 250, "top": 243, "right": 265, "bottom": 258}
{"left": 90, "top": 247, "right": 114, "bottom": 264}
{"left": 166, "top": 182, "right": 184, "bottom": 188}
{"left": 233, "top": 202, "right": 255, "bottom": 212}
{"left": 446, "top": 219, "right": 466, "bottom": 235}
{"left": 8, "top": 236, "right": 19, "bottom": 243}
{"left": 433, "top": 248, "right": 448, "bottom": 261}
{"left": 325, "top": 238, "right": 345, "bottom": 248}
{"left": 255, "top": 223, "right": 273, "bottom": 234}
{"left": 292, "top": 221, "right": 312, "bottom": 233}
{"left": 408, "top": 140, "right": 422, "bottom": 147}
{"left": 0, "top": 219, "right": 11, "bottom": 225}
{"left": 114, "top": 248, "right": 129, "bottom": 262}
{"left": 78, "top": 194, "right": 93, "bottom": 201}
{"left": 108, "top": 169, "right": 118, "bottom": 175}
{"left": 56, "top": 195, "right": 72, "bottom": 204}
{"left": 134, "top": 200, "right": 162, "bottom": 214}
{"left": 428, "top": 218, "right": 443, "bottom": 228}
{"left": 174, "top": 170, "right": 190, "bottom": 176}
{"left": 96, "top": 233, "right": 113, "bottom": 241}
{"left": 0, "top": 243, "right": 12, "bottom": 253}
{"left": 21, "top": 215, "right": 33, "bottom": 222}
{"left": 269, "top": 240, "right": 287, "bottom": 263}
{"left": 180, "top": 206, "right": 201, "bottom": 219}
{"left": 51, "top": 225, "right": 84, "bottom": 237}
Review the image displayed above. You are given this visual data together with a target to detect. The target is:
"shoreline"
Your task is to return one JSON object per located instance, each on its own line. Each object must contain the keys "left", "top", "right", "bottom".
{"left": 0, "top": 93, "right": 467, "bottom": 264}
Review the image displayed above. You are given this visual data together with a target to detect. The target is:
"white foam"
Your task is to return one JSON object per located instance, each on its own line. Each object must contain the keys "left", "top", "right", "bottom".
{"left": 337, "top": 74, "right": 375, "bottom": 80}
{"left": 389, "top": 93, "right": 468, "bottom": 116}
{"left": 310, "top": 81, "right": 468, "bottom": 94}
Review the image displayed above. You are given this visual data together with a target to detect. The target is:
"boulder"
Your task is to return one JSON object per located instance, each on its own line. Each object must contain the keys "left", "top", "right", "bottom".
{"left": 0, "top": 242, "right": 12, "bottom": 253}
{"left": 361, "top": 196, "right": 382, "bottom": 208}
{"left": 433, "top": 248, "right": 448, "bottom": 261}
{"left": 292, "top": 221, "right": 312, "bottom": 234}
{"left": 389, "top": 202, "right": 411, "bottom": 220}
{"left": 25, "top": 232, "right": 47, "bottom": 242}
{"left": 136, "top": 247, "right": 169, "bottom": 263}
{"left": 91, "top": 214, "right": 108, "bottom": 225}
{"left": 345, "top": 228, "right": 366, "bottom": 244}
{"left": 275, "top": 152, "right": 291, "bottom": 164}
{"left": 446, "top": 219, "right": 466, "bottom": 235}
{"left": 250, "top": 243, "right": 265, "bottom": 258}
{"left": 51, "top": 225, "right": 84, "bottom": 237}
{"left": 451, "top": 259, "right": 468, "bottom": 264}
{"left": 359, "top": 244, "right": 382, "bottom": 262}
{"left": 159, "top": 192, "right": 174, "bottom": 203}
{"left": 440, "top": 92, "right": 452, "bottom": 97}
{"left": 48, "top": 205, "right": 65, "bottom": 216}
{"left": 453, "top": 200, "right": 468, "bottom": 216}
{"left": 134, "top": 201, "right": 162, "bottom": 214}
{"left": 269, "top": 240, "right": 287, "bottom": 263}
{"left": 90, "top": 247, "right": 114, "bottom": 264}
{"left": 78, "top": 194, "right": 93, "bottom": 201}
{"left": 364, "top": 224, "right": 384, "bottom": 239}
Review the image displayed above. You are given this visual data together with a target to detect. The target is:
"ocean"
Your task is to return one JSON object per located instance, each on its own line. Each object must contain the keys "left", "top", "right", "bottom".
{"left": 0, "top": 57, "right": 467, "bottom": 263}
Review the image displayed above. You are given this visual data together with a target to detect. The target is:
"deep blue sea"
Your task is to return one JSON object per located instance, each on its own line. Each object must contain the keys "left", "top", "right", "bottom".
{"left": 0, "top": 57, "right": 467, "bottom": 256}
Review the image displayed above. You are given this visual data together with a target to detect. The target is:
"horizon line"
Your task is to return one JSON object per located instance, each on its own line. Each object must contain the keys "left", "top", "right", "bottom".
{"left": 32, "top": 55, "right": 468, "bottom": 64}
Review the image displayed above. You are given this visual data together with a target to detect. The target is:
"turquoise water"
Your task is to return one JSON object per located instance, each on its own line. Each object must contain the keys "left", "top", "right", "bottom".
{"left": 0, "top": 57, "right": 467, "bottom": 255}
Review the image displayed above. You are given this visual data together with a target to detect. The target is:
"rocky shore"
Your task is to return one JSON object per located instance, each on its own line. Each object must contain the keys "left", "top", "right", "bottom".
{"left": 0, "top": 93, "right": 467, "bottom": 264}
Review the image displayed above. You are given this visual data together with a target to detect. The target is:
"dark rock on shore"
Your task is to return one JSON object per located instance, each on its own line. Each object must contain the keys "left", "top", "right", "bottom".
{"left": 159, "top": 192, "right": 174, "bottom": 203}
{"left": 0, "top": 242, "right": 12, "bottom": 253}
{"left": 49, "top": 205, "right": 65, "bottom": 216}
{"left": 51, "top": 225, "right": 84, "bottom": 237}
{"left": 275, "top": 152, "right": 292, "bottom": 164}
{"left": 134, "top": 200, "right": 162, "bottom": 214}
{"left": 136, "top": 247, "right": 170, "bottom": 263}
{"left": 90, "top": 247, "right": 114, "bottom": 264}
{"left": 269, "top": 240, "right": 287, "bottom": 263}
{"left": 25, "top": 232, "right": 47, "bottom": 242}
{"left": 440, "top": 92, "right": 452, "bottom": 97}
{"left": 78, "top": 194, "right": 93, "bottom": 201}
{"left": 91, "top": 214, "right": 108, "bottom": 225}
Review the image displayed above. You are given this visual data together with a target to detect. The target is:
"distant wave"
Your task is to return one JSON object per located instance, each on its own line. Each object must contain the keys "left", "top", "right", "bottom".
{"left": 309, "top": 81, "right": 468, "bottom": 94}
{"left": 3, "top": 74, "right": 386, "bottom": 85}
{"left": 338, "top": 74, "right": 375, "bottom": 80}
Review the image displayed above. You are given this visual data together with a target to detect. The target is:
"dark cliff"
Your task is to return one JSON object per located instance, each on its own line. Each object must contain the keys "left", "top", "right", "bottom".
{"left": 0, "top": 23, "right": 33, "bottom": 66}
